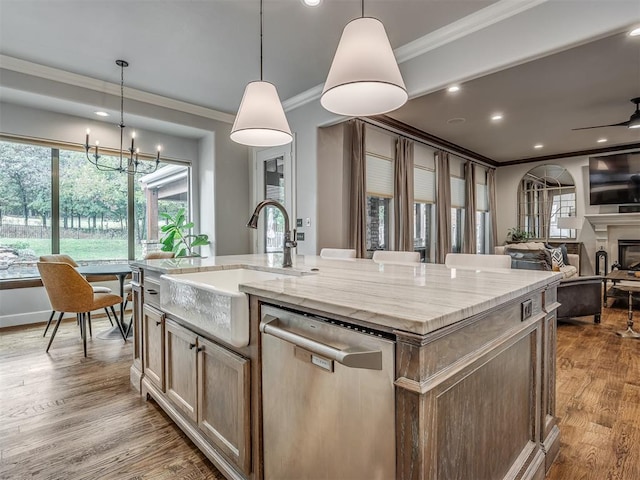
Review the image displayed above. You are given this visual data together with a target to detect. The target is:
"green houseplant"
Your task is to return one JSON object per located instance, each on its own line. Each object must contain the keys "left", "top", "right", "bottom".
{"left": 160, "top": 208, "right": 209, "bottom": 257}
{"left": 507, "top": 227, "right": 534, "bottom": 243}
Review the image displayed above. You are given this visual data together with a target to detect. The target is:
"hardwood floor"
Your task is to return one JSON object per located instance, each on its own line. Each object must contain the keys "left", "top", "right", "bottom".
{"left": 1, "top": 307, "right": 639, "bottom": 480}
{"left": 0, "top": 317, "right": 225, "bottom": 480}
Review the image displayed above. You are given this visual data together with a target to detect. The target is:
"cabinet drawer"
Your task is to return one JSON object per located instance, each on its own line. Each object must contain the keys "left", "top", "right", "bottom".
{"left": 144, "top": 277, "right": 161, "bottom": 308}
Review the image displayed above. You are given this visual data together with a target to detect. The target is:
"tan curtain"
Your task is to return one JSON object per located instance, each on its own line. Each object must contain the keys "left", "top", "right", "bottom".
{"left": 435, "top": 150, "right": 451, "bottom": 264}
{"left": 349, "top": 119, "right": 367, "bottom": 258}
{"left": 487, "top": 168, "right": 498, "bottom": 250}
{"left": 462, "top": 161, "right": 477, "bottom": 254}
{"left": 394, "top": 138, "right": 414, "bottom": 251}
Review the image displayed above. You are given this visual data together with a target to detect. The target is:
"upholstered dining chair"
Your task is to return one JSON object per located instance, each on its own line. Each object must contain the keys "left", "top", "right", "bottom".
{"left": 320, "top": 248, "right": 357, "bottom": 259}
{"left": 38, "top": 261, "right": 125, "bottom": 357}
{"left": 39, "top": 254, "right": 114, "bottom": 337}
{"left": 372, "top": 250, "right": 421, "bottom": 264}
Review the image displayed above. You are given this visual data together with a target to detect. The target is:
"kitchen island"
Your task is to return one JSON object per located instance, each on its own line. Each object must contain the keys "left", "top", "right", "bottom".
{"left": 130, "top": 254, "right": 562, "bottom": 480}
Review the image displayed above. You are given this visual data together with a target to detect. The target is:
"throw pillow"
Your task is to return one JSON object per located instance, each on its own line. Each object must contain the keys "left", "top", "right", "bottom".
{"left": 505, "top": 247, "right": 552, "bottom": 271}
{"left": 548, "top": 247, "right": 566, "bottom": 269}
{"left": 545, "top": 243, "right": 569, "bottom": 266}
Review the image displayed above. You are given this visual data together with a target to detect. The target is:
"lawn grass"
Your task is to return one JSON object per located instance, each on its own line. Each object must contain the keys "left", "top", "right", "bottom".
{"left": 2, "top": 237, "right": 129, "bottom": 261}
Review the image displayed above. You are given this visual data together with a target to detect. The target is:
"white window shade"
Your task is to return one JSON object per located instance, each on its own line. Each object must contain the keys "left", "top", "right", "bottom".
{"left": 451, "top": 177, "right": 465, "bottom": 208}
{"left": 414, "top": 167, "right": 435, "bottom": 203}
{"left": 476, "top": 183, "right": 488, "bottom": 211}
{"left": 366, "top": 155, "right": 393, "bottom": 197}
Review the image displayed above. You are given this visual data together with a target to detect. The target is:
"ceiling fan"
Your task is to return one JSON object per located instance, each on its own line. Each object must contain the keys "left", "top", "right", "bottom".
{"left": 573, "top": 97, "right": 640, "bottom": 130}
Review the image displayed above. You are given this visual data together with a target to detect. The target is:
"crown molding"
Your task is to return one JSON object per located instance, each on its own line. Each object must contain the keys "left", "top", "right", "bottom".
{"left": 499, "top": 143, "right": 640, "bottom": 166}
{"left": 281, "top": 0, "right": 547, "bottom": 112}
{"left": 394, "top": 0, "right": 547, "bottom": 63}
{"left": 0, "top": 55, "right": 235, "bottom": 124}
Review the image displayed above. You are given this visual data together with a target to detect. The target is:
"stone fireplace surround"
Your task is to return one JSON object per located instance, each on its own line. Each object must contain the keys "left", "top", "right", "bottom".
{"left": 585, "top": 213, "right": 640, "bottom": 268}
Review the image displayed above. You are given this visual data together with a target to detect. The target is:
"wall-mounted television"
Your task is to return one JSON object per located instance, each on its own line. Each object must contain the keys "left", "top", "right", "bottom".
{"left": 589, "top": 152, "right": 640, "bottom": 205}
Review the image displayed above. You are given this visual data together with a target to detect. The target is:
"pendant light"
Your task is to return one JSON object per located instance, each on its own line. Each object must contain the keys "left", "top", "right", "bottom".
{"left": 231, "top": 0, "right": 292, "bottom": 147}
{"left": 321, "top": 0, "right": 407, "bottom": 116}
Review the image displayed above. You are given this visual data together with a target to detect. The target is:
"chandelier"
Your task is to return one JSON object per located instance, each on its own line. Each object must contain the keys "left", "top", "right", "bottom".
{"left": 84, "top": 60, "right": 161, "bottom": 175}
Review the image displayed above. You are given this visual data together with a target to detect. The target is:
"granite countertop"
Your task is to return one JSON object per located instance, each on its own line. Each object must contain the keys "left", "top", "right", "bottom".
{"left": 132, "top": 254, "right": 562, "bottom": 335}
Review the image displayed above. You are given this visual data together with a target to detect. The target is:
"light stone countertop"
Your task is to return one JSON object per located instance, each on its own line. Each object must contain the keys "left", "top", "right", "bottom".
{"left": 132, "top": 254, "right": 562, "bottom": 335}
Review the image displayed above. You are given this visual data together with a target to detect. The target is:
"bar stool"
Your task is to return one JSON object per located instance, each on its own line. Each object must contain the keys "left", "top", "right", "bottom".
{"left": 616, "top": 284, "right": 640, "bottom": 339}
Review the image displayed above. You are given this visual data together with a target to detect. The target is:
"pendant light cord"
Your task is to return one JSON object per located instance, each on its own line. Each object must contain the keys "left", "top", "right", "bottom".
{"left": 260, "top": 0, "right": 263, "bottom": 81}
{"left": 361, "top": 0, "right": 364, "bottom": 17}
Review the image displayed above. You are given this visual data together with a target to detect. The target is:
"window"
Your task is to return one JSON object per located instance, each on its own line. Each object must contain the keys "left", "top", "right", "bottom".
{"left": 450, "top": 176, "right": 465, "bottom": 253}
{"left": 413, "top": 159, "right": 435, "bottom": 263}
{"left": 0, "top": 138, "right": 191, "bottom": 280}
{"left": 366, "top": 155, "right": 393, "bottom": 254}
{"left": 476, "top": 171, "right": 489, "bottom": 254}
{"left": 263, "top": 156, "right": 285, "bottom": 253}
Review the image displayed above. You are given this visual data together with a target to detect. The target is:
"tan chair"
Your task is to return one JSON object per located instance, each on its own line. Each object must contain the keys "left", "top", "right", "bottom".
{"left": 320, "top": 248, "right": 357, "bottom": 259}
{"left": 38, "top": 262, "right": 125, "bottom": 357}
{"left": 372, "top": 250, "right": 421, "bottom": 264}
{"left": 39, "top": 254, "right": 114, "bottom": 337}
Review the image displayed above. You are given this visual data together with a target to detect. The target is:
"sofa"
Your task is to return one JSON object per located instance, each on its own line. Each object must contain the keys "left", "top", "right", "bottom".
{"left": 495, "top": 242, "right": 602, "bottom": 323}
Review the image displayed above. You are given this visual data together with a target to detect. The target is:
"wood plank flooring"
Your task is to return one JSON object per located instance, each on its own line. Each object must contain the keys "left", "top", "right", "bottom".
{"left": 1, "top": 307, "right": 639, "bottom": 479}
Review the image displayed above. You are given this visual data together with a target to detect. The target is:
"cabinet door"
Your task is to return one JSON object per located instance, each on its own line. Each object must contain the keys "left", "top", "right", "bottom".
{"left": 165, "top": 319, "right": 198, "bottom": 422}
{"left": 197, "top": 336, "right": 251, "bottom": 474}
{"left": 142, "top": 304, "right": 165, "bottom": 391}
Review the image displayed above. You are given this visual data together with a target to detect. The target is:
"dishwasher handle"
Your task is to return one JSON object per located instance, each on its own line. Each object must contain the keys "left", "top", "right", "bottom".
{"left": 260, "top": 314, "right": 382, "bottom": 370}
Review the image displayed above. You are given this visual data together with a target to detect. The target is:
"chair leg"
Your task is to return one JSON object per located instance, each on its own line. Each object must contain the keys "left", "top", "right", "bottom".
{"left": 82, "top": 313, "right": 88, "bottom": 358}
{"left": 87, "top": 312, "right": 92, "bottom": 337}
{"left": 104, "top": 308, "right": 114, "bottom": 326}
{"left": 43, "top": 310, "right": 56, "bottom": 337}
{"left": 111, "top": 306, "right": 127, "bottom": 342}
{"left": 46, "top": 312, "right": 65, "bottom": 353}
{"left": 125, "top": 313, "right": 134, "bottom": 338}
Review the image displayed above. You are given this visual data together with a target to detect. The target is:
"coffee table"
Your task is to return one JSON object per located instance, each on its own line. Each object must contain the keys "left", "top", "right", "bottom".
{"left": 616, "top": 285, "right": 640, "bottom": 339}
{"left": 603, "top": 269, "right": 640, "bottom": 307}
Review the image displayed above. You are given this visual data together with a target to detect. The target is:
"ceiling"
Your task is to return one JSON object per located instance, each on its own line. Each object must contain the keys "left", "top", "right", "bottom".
{"left": 388, "top": 30, "right": 640, "bottom": 163}
{"left": 0, "top": 0, "right": 639, "bottom": 164}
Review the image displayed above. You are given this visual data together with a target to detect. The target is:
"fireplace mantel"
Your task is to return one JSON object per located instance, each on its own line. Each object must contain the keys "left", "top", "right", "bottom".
{"left": 584, "top": 213, "right": 640, "bottom": 255}
{"left": 584, "top": 213, "right": 640, "bottom": 228}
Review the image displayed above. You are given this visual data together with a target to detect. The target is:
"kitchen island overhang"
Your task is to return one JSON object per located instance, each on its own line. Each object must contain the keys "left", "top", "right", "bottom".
{"left": 131, "top": 254, "right": 562, "bottom": 480}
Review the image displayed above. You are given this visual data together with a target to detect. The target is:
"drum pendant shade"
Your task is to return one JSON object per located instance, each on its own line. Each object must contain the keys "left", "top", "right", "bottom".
{"left": 230, "top": 81, "right": 293, "bottom": 147}
{"left": 321, "top": 17, "right": 407, "bottom": 116}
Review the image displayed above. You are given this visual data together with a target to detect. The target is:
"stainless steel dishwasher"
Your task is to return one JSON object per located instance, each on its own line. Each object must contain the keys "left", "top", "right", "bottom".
{"left": 260, "top": 305, "right": 396, "bottom": 480}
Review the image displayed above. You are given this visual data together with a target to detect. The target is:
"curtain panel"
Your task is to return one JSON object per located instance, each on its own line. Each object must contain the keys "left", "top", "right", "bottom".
{"left": 394, "top": 138, "right": 414, "bottom": 251}
{"left": 487, "top": 168, "right": 498, "bottom": 250}
{"left": 348, "top": 119, "right": 367, "bottom": 258}
{"left": 435, "top": 150, "right": 451, "bottom": 264}
{"left": 462, "top": 160, "right": 477, "bottom": 254}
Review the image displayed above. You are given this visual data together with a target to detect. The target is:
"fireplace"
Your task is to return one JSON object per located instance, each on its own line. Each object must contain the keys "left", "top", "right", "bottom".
{"left": 618, "top": 240, "right": 640, "bottom": 270}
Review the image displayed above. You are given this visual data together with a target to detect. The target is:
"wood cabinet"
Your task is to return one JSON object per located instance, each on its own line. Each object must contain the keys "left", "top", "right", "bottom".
{"left": 198, "top": 336, "right": 251, "bottom": 474}
{"left": 165, "top": 319, "right": 198, "bottom": 421}
{"left": 163, "top": 319, "right": 252, "bottom": 475}
{"left": 142, "top": 304, "right": 165, "bottom": 391}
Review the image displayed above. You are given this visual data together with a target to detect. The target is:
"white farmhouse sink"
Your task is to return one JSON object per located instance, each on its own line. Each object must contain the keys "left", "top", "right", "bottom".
{"left": 160, "top": 268, "right": 289, "bottom": 347}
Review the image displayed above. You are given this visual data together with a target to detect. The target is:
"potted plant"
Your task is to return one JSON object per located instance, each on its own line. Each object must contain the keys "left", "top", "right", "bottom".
{"left": 507, "top": 227, "right": 534, "bottom": 243}
{"left": 160, "top": 208, "right": 209, "bottom": 257}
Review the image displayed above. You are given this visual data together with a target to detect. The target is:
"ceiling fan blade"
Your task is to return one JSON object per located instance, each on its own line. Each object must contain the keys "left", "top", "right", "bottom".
{"left": 572, "top": 121, "right": 630, "bottom": 130}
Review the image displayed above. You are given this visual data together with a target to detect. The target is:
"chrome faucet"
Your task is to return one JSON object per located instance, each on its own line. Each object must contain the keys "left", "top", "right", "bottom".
{"left": 247, "top": 199, "right": 297, "bottom": 267}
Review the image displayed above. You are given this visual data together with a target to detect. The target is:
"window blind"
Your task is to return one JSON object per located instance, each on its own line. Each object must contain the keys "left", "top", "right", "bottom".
{"left": 476, "top": 184, "right": 488, "bottom": 211}
{"left": 366, "top": 155, "right": 393, "bottom": 197}
{"left": 451, "top": 176, "right": 465, "bottom": 208}
{"left": 414, "top": 166, "right": 435, "bottom": 203}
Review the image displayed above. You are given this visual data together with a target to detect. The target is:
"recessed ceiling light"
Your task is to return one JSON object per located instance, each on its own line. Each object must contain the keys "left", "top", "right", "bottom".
{"left": 447, "top": 85, "right": 460, "bottom": 93}
{"left": 447, "top": 117, "right": 466, "bottom": 125}
{"left": 534, "top": 144, "right": 543, "bottom": 149}
{"left": 629, "top": 27, "right": 640, "bottom": 37}
{"left": 301, "top": 0, "right": 321, "bottom": 6}
{"left": 597, "top": 138, "right": 607, "bottom": 143}
{"left": 491, "top": 113, "right": 503, "bottom": 121}
{"left": 94, "top": 111, "right": 109, "bottom": 117}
